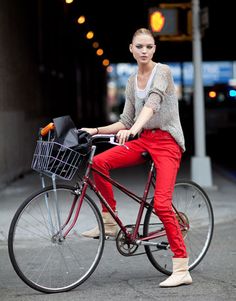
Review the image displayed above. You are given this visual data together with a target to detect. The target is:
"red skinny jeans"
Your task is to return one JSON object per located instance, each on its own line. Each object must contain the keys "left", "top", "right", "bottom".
{"left": 92, "top": 129, "right": 187, "bottom": 258}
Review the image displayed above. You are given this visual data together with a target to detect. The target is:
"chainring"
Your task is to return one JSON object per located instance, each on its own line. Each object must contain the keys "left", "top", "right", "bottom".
{"left": 116, "top": 225, "right": 139, "bottom": 256}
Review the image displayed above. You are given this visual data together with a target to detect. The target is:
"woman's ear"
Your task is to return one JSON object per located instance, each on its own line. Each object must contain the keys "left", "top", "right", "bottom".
{"left": 129, "top": 44, "right": 133, "bottom": 53}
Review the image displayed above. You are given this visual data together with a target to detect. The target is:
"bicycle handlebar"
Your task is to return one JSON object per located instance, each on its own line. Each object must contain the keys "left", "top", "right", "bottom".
{"left": 89, "top": 133, "right": 136, "bottom": 148}
{"left": 39, "top": 121, "right": 136, "bottom": 148}
{"left": 40, "top": 122, "right": 55, "bottom": 136}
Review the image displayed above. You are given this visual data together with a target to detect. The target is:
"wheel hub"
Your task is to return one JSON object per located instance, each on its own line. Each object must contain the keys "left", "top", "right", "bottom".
{"left": 176, "top": 212, "right": 189, "bottom": 238}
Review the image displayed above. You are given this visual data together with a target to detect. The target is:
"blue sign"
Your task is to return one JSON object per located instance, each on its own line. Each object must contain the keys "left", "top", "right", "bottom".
{"left": 178, "top": 61, "right": 233, "bottom": 86}
{"left": 108, "top": 61, "right": 234, "bottom": 88}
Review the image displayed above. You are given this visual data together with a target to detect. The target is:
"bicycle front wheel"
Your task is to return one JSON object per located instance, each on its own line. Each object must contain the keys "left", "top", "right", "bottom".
{"left": 8, "top": 184, "right": 105, "bottom": 293}
{"left": 143, "top": 180, "right": 214, "bottom": 275}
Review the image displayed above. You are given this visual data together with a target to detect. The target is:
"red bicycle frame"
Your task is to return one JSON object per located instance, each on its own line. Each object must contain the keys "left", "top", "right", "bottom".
{"left": 61, "top": 143, "right": 187, "bottom": 244}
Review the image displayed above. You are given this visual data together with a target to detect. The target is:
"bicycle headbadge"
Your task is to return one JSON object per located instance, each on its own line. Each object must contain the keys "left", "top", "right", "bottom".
{"left": 76, "top": 130, "right": 92, "bottom": 155}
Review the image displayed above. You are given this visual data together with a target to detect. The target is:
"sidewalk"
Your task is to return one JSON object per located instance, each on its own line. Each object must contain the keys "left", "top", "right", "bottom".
{"left": 0, "top": 158, "right": 236, "bottom": 241}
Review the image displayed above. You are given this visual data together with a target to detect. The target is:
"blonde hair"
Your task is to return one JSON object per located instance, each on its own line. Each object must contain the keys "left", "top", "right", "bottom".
{"left": 132, "top": 28, "right": 155, "bottom": 43}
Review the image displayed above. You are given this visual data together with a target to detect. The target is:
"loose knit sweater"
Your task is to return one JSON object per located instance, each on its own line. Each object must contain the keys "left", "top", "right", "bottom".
{"left": 119, "top": 63, "right": 185, "bottom": 152}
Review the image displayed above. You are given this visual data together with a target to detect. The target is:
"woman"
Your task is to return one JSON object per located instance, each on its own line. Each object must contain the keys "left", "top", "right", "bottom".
{"left": 81, "top": 28, "right": 192, "bottom": 287}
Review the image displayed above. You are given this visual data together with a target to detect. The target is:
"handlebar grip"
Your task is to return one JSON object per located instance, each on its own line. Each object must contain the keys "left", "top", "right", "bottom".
{"left": 128, "top": 134, "right": 138, "bottom": 141}
{"left": 40, "top": 122, "right": 55, "bottom": 136}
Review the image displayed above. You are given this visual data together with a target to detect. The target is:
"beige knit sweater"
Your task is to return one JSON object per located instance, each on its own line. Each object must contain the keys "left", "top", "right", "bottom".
{"left": 119, "top": 63, "right": 185, "bottom": 152}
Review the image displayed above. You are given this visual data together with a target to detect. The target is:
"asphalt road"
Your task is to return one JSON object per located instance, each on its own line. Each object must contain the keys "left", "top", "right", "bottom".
{"left": 1, "top": 220, "right": 236, "bottom": 301}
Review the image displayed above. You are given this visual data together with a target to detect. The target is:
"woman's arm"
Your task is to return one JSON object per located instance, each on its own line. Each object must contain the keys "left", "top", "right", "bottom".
{"left": 130, "top": 106, "right": 154, "bottom": 134}
{"left": 81, "top": 121, "right": 126, "bottom": 136}
{"left": 116, "top": 106, "right": 154, "bottom": 144}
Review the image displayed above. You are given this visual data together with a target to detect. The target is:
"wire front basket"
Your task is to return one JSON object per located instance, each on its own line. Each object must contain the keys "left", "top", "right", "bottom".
{"left": 31, "top": 140, "right": 82, "bottom": 180}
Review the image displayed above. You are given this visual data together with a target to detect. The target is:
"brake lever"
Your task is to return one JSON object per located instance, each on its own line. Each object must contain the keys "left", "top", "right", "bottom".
{"left": 109, "top": 136, "right": 129, "bottom": 150}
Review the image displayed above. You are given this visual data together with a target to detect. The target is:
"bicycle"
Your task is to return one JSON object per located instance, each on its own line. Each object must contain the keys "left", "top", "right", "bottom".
{"left": 8, "top": 123, "right": 214, "bottom": 293}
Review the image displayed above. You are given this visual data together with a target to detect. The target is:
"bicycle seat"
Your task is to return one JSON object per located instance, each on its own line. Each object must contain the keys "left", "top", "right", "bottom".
{"left": 141, "top": 152, "right": 152, "bottom": 160}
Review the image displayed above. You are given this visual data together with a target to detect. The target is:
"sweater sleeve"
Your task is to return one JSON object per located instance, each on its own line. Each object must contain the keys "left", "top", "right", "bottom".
{"left": 119, "top": 76, "right": 135, "bottom": 128}
{"left": 145, "top": 92, "right": 162, "bottom": 113}
{"left": 145, "top": 64, "right": 172, "bottom": 113}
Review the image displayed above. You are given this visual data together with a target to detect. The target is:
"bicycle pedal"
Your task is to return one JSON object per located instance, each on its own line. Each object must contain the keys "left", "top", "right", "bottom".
{"left": 105, "top": 235, "right": 116, "bottom": 241}
{"left": 156, "top": 241, "right": 170, "bottom": 250}
{"left": 93, "top": 235, "right": 116, "bottom": 240}
{"left": 92, "top": 236, "right": 100, "bottom": 239}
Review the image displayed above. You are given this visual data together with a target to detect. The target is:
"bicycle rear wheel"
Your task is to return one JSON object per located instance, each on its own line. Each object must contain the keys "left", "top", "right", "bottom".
{"left": 8, "top": 184, "right": 105, "bottom": 293}
{"left": 143, "top": 180, "right": 214, "bottom": 275}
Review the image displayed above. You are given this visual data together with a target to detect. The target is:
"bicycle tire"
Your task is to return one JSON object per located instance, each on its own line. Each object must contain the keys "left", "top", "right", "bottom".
{"left": 8, "top": 184, "right": 105, "bottom": 293}
{"left": 143, "top": 180, "right": 214, "bottom": 275}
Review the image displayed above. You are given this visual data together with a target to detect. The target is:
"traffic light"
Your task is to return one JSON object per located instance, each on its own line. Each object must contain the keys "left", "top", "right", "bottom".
{"left": 149, "top": 8, "right": 179, "bottom": 36}
{"left": 149, "top": 3, "right": 192, "bottom": 41}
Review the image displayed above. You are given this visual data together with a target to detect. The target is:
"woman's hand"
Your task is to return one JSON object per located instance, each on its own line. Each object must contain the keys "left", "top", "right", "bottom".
{"left": 116, "top": 129, "right": 135, "bottom": 145}
{"left": 80, "top": 128, "right": 98, "bottom": 136}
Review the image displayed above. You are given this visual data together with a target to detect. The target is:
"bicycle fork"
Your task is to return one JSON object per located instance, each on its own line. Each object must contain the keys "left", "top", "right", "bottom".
{"left": 51, "top": 174, "right": 64, "bottom": 242}
{"left": 40, "top": 173, "right": 58, "bottom": 240}
{"left": 40, "top": 173, "right": 77, "bottom": 242}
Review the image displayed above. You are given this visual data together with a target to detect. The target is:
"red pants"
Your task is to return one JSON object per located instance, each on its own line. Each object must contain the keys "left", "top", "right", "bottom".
{"left": 92, "top": 129, "right": 187, "bottom": 258}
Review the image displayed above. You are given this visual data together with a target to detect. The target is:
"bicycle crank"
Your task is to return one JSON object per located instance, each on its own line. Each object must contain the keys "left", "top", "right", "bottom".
{"left": 116, "top": 225, "right": 141, "bottom": 256}
{"left": 135, "top": 239, "right": 170, "bottom": 250}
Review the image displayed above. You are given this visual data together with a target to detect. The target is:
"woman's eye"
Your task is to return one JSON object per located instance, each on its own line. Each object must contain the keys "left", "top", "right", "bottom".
{"left": 135, "top": 45, "right": 154, "bottom": 50}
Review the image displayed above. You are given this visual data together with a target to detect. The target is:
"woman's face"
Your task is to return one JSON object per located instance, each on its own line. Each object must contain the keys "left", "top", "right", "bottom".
{"left": 130, "top": 34, "right": 156, "bottom": 65}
